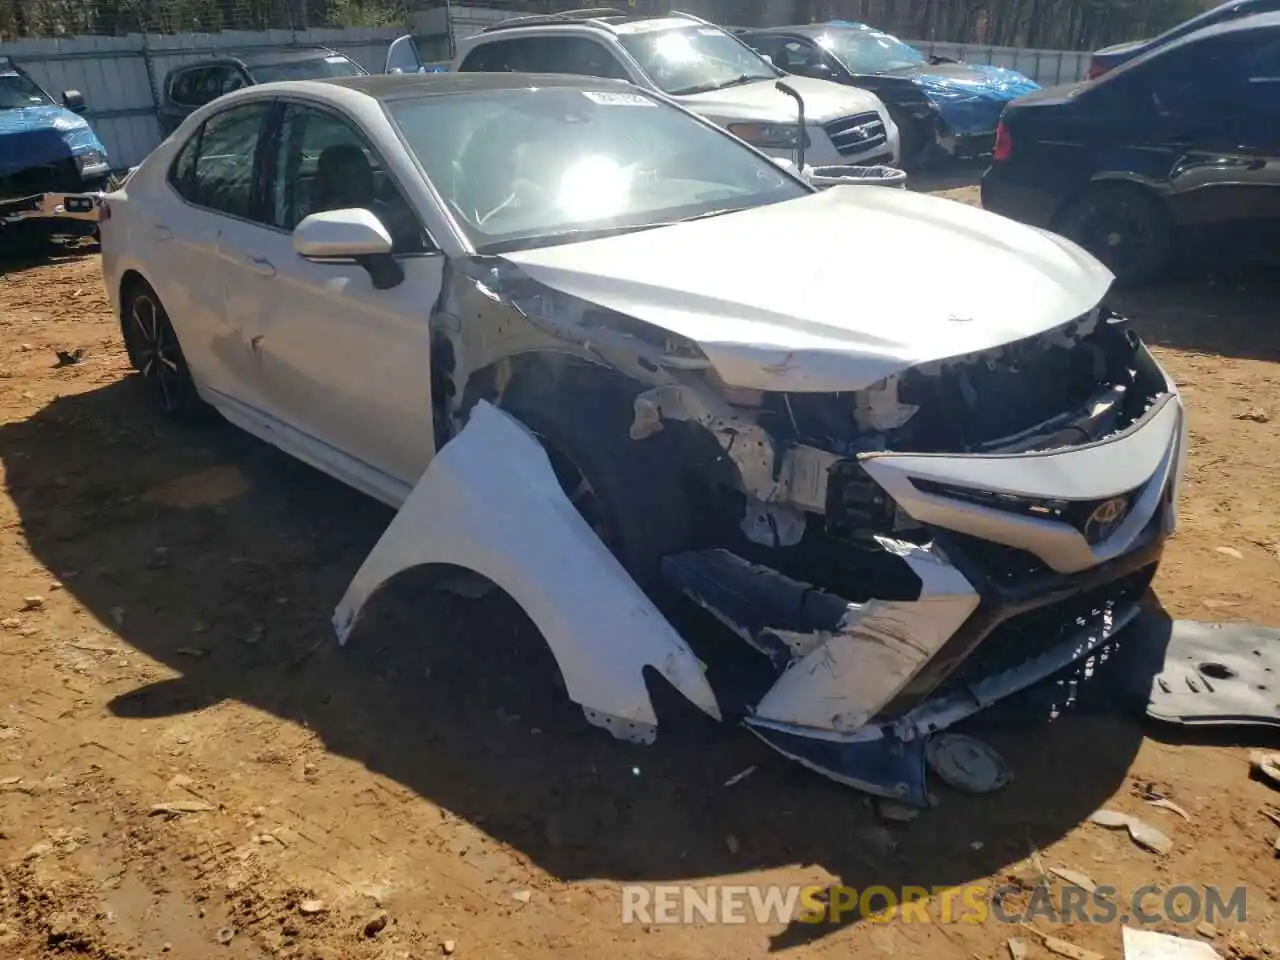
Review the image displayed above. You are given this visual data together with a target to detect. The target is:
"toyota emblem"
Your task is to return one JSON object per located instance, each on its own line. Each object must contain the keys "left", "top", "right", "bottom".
{"left": 1084, "top": 496, "right": 1129, "bottom": 543}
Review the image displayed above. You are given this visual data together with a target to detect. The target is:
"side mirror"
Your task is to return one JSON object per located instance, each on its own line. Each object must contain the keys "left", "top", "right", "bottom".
{"left": 294, "top": 208, "right": 404, "bottom": 290}
{"left": 62, "top": 90, "right": 87, "bottom": 114}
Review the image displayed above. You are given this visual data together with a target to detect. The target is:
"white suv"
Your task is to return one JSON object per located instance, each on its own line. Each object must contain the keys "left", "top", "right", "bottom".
{"left": 452, "top": 10, "right": 900, "bottom": 167}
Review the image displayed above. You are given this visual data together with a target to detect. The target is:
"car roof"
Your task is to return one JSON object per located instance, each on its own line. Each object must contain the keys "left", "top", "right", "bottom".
{"left": 237, "top": 47, "right": 350, "bottom": 66}
{"left": 173, "top": 47, "right": 347, "bottom": 71}
{"left": 1129, "top": 8, "right": 1280, "bottom": 57}
{"left": 319, "top": 71, "right": 640, "bottom": 100}
{"left": 740, "top": 22, "right": 874, "bottom": 36}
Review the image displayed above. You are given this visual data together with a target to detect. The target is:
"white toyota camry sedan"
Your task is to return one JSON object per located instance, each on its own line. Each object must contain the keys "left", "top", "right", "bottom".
{"left": 100, "top": 73, "right": 1187, "bottom": 805}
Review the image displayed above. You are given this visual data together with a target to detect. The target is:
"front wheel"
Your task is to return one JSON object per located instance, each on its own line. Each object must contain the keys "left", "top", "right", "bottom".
{"left": 500, "top": 379, "right": 694, "bottom": 595}
{"left": 120, "top": 280, "right": 207, "bottom": 420}
{"left": 1056, "top": 182, "right": 1173, "bottom": 286}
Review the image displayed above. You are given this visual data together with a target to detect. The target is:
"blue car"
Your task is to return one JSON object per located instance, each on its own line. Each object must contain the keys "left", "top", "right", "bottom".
{"left": 737, "top": 21, "right": 1040, "bottom": 167}
{"left": 1, "top": 55, "right": 112, "bottom": 250}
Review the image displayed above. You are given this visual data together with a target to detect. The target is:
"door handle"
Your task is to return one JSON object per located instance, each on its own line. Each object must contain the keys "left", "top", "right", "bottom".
{"left": 153, "top": 224, "right": 172, "bottom": 240}
{"left": 245, "top": 255, "right": 276, "bottom": 277}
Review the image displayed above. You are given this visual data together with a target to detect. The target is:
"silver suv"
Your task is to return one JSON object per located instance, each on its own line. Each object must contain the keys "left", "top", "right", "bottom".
{"left": 452, "top": 9, "right": 900, "bottom": 167}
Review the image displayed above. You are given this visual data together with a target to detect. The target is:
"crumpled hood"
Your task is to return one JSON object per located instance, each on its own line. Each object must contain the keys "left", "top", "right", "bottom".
{"left": 903, "top": 63, "right": 1040, "bottom": 136}
{"left": 677, "top": 74, "right": 886, "bottom": 124}
{"left": 0, "top": 106, "right": 105, "bottom": 176}
{"left": 501, "top": 187, "right": 1113, "bottom": 393}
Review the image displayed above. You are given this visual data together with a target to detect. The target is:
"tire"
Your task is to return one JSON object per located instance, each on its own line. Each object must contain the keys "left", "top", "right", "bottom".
{"left": 119, "top": 279, "right": 208, "bottom": 421}
{"left": 888, "top": 105, "right": 930, "bottom": 171}
{"left": 499, "top": 377, "right": 694, "bottom": 594}
{"left": 1056, "top": 182, "right": 1173, "bottom": 286}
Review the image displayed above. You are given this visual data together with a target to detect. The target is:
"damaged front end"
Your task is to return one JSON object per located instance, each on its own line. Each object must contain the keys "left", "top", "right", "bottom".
{"left": 336, "top": 246, "right": 1186, "bottom": 805}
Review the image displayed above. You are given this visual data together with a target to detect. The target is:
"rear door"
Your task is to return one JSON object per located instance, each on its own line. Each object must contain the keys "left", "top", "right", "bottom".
{"left": 385, "top": 34, "right": 425, "bottom": 73}
{"left": 152, "top": 99, "right": 274, "bottom": 408}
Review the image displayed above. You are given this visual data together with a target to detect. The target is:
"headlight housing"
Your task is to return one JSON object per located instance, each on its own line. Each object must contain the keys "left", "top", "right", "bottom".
{"left": 727, "top": 122, "right": 810, "bottom": 150}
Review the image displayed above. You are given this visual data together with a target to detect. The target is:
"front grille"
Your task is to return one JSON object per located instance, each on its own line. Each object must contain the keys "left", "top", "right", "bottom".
{"left": 942, "top": 567, "right": 1154, "bottom": 689}
{"left": 823, "top": 111, "right": 888, "bottom": 157}
{"left": 0, "top": 159, "right": 81, "bottom": 201}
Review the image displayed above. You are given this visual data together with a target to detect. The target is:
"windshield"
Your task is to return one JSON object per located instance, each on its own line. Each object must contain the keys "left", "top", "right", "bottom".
{"left": 249, "top": 54, "right": 367, "bottom": 83}
{"left": 0, "top": 70, "right": 54, "bottom": 109}
{"left": 387, "top": 87, "right": 807, "bottom": 253}
{"left": 617, "top": 25, "right": 778, "bottom": 95}
{"left": 816, "top": 28, "right": 927, "bottom": 73}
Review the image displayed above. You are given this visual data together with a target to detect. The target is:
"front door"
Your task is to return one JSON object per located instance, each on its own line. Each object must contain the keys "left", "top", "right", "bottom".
{"left": 218, "top": 99, "right": 439, "bottom": 500}
{"left": 385, "top": 34, "right": 425, "bottom": 73}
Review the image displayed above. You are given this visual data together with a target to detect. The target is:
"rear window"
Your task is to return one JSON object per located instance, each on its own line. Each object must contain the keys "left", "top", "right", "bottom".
{"left": 248, "top": 55, "right": 366, "bottom": 83}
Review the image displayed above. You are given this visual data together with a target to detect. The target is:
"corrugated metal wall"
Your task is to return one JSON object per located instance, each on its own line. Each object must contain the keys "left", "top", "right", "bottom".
{"left": 0, "top": 15, "right": 1089, "bottom": 169}
{"left": 1, "top": 27, "right": 404, "bottom": 167}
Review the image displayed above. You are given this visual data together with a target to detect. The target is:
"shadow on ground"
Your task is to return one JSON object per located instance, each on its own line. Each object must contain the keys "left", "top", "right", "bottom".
{"left": 1, "top": 378, "right": 1158, "bottom": 950}
{"left": 907, "top": 158, "right": 988, "bottom": 193}
{"left": 1113, "top": 265, "right": 1280, "bottom": 364}
{"left": 0, "top": 237, "right": 99, "bottom": 276}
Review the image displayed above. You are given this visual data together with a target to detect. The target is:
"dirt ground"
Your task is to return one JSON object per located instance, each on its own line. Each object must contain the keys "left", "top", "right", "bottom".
{"left": 3, "top": 185, "right": 1280, "bottom": 960}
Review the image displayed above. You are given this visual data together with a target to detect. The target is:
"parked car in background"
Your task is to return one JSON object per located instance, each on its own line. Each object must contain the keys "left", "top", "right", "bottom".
{"left": 1086, "top": 0, "right": 1280, "bottom": 78}
{"left": 452, "top": 9, "right": 900, "bottom": 167}
{"left": 160, "top": 48, "right": 368, "bottom": 135}
{"left": 100, "top": 72, "right": 1186, "bottom": 805}
{"left": 738, "top": 21, "right": 1039, "bottom": 166}
{"left": 0, "top": 54, "right": 113, "bottom": 252}
{"left": 158, "top": 36, "right": 436, "bottom": 136}
{"left": 982, "top": 11, "right": 1280, "bottom": 284}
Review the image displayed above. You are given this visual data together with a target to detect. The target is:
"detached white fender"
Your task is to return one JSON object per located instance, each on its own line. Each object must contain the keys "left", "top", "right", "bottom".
{"left": 332, "top": 400, "right": 722, "bottom": 741}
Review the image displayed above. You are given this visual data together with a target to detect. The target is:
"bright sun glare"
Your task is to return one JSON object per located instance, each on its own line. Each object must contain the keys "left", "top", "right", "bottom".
{"left": 555, "top": 155, "right": 632, "bottom": 220}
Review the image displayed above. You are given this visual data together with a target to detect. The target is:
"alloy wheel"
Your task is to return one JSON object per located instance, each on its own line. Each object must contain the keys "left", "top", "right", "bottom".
{"left": 129, "top": 292, "right": 182, "bottom": 415}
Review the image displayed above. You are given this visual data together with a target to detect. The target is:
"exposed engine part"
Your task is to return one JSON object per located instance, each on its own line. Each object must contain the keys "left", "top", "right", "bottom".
{"left": 740, "top": 497, "right": 806, "bottom": 548}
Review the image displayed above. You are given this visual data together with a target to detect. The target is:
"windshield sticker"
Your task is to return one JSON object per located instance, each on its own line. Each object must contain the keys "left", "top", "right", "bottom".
{"left": 581, "top": 90, "right": 656, "bottom": 106}
{"left": 324, "top": 55, "right": 348, "bottom": 64}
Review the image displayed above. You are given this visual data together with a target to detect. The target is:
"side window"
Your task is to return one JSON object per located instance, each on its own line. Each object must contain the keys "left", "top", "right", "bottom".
{"left": 1133, "top": 35, "right": 1273, "bottom": 117}
{"left": 1237, "top": 34, "right": 1280, "bottom": 111}
{"left": 188, "top": 101, "right": 271, "bottom": 219}
{"left": 556, "top": 37, "right": 630, "bottom": 80}
{"left": 777, "top": 39, "right": 818, "bottom": 72}
{"left": 223, "top": 68, "right": 249, "bottom": 93}
{"left": 745, "top": 36, "right": 783, "bottom": 62}
{"left": 267, "top": 102, "right": 429, "bottom": 254}
{"left": 168, "top": 128, "right": 201, "bottom": 199}
{"left": 168, "top": 69, "right": 196, "bottom": 106}
{"left": 458, "top": 39, "right": 519, "bottom": 72}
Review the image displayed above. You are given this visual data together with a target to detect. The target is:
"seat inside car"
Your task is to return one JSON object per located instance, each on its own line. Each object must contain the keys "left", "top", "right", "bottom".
{"left": 312, "top": 143, "right": 377, "bottom": 213}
